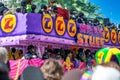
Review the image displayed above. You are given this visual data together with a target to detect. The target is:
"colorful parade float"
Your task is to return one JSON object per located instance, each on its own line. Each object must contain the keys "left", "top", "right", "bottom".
{"left": 0, "top": 13, "right": 107, "bottom": 54}
{"left": 0, "top": 13, "right": 120, "bottom": 80}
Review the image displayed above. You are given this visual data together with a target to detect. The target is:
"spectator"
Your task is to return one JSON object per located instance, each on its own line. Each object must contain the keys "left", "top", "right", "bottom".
{"left": 24, "top": 45, "right": 40, "bottom": 59}
{"left": 0, "top": 47, "right": 8, "bottom": 63}
{"left": 0, "top": 61, "right": 10, "bottom": 80}
{"left": 41, "top": 59, "right": 64, "bottom": 80}
{"left": 80, "top": 62, "right": 120, "bottom": 80}
{"left": 0, "top": 47, "right": 11, "bottom": 72}
{"left": 91, "top": 62, "right": 120, "bottom": 80}
{"left": 20, "top": 66, "right": 44, "bottom": 80}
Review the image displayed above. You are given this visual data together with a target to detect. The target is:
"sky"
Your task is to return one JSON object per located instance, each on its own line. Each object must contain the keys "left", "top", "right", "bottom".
{"left": 89, "top": 0, "right": 120, "bottom": 24}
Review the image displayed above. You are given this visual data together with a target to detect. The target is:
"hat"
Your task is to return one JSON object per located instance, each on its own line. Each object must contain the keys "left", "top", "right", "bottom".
{"left": 91, "top": 65, "right": 120, "bottom": 80}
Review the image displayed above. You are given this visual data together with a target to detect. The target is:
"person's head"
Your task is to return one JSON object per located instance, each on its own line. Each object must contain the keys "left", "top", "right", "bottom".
{"left": 27, "top": 45, "right": 35, "bottom": 53}
{"left": 0, "top": 61, "right": 10, "bottom": 80}
{"left": 41, "top": 4, "right": 47, "bottom": 11}
{"left": 31, "top": 4, "right": 36, "bottom": 13}
{"left": 20, "top": 49, "right": 23, "bottom": 55}
{"left": 91, "top": 62, "right": 120, "bottom": 80}
{"left": 41, "top": 59, "right": 64, "bottom": 80}
{"left": 11, "top": 47, "right": 16, "bottom": 54}
{"left": 78, "top": 12, "right": 84, "bottom": 18}
{"left": 48, "top": 0, "right": 56, "bottom": 7}
{"left": 21, "top": 0, "right": 27, "bottom": 7}
{"left": 0, "top": 47, "right": 8, "bottom": 63}
{"left": 78, "top": 48, "right": 84, "bottom": 58}
{"left": 16, "top": 8, "right": 21, "bottom": 13}
{"left": 20, "top": 66, "right": 44, "bottom": 80}
{"left": 85, "top": 49, "right": 91, "bottom": 58}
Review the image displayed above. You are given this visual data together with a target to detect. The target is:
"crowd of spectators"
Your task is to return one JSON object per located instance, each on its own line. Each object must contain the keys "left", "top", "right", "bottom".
{"left": 0, "top": 45, "right": 119, "bottom": 80}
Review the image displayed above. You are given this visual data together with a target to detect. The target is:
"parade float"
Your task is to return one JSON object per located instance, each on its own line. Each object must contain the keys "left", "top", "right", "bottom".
{"left": 0, "top": 13, "right": 120, "bottom": 80}
{"left": 0, "top": 13, "right": 108, "bottom": 55}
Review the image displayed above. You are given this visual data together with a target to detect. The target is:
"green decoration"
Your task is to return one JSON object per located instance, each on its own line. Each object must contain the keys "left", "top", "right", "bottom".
{"left": 26, "top": 4, "right": 32, "bottom": 12}
{"left": 95, "top": 48, "right": 109, "bottom": 64}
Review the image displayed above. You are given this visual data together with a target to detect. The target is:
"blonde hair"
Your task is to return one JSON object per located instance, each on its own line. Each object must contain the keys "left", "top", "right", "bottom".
{"left": 0, "top": 47, "right": 8, "bottom": 63}
{"left": 41, "top": 59, "right": 64, "bottom": 80}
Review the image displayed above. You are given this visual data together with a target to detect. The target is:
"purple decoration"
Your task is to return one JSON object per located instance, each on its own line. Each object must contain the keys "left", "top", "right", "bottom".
{"left": 0, "top": 13, "right": 119, "bottom": 48}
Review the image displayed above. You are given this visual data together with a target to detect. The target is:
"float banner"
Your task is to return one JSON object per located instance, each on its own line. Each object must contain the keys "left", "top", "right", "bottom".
{"left": 76, "top": 24, "right": 104, "bottom": 47}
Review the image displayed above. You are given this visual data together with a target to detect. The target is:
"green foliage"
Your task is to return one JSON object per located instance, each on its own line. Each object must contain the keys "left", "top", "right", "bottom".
{"left": 8, "top": 0, "right": 104, "bottom": 19}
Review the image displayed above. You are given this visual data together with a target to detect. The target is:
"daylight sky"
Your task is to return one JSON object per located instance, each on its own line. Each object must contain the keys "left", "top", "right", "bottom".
{"left": 89, "top": 0, "right": 120, "bottom": 24}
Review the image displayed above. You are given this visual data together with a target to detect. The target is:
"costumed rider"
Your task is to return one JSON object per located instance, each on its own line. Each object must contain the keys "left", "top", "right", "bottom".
{"left": 0, "top": 2, "right": 8, "bottom": 15}
{"left": 24, "top": 45, "right": 40, "bottom": 59}
{"left": 21, "top": 0, "right": 36, "bottom": 13}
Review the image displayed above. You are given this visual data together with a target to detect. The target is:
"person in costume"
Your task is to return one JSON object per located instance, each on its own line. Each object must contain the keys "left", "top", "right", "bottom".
{"left": 21, "top": 0, "right": 36, "bottom": 13}
{"left": 38, "top": 4, "right": 47, "bottom": 14}
{"left": 69, "top": 8, "right": 77, "bottom": 21}
{"left": 24, "top": 45, "right": 40, "bottom": 59}
{"left": 48, "top": 0, "right": 69, "bottom": 19}
{"left": 0, "top": 2, "right": 8, "bottom": 15}
{"left": 8, "top": 48, "right": 23, "bottom": 60}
